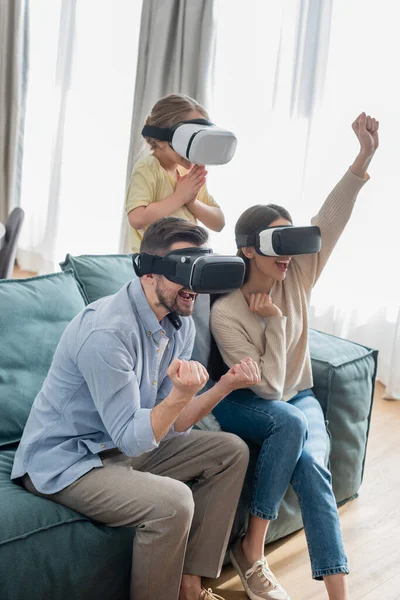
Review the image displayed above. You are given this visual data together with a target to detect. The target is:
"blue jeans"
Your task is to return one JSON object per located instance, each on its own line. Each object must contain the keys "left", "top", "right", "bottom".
{"left": 213, "top": 389, "right": 349, "bottom": 579}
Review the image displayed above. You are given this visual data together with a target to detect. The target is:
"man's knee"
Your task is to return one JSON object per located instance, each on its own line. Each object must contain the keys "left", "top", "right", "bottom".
{"left": 212, "top": 432, "right": 250, "bottom": 468}
{"left": 140, "top": 477, "right": 194, "bottom": 531}
{"left": 163, "top": 478, "right": 195, "bottom": 522}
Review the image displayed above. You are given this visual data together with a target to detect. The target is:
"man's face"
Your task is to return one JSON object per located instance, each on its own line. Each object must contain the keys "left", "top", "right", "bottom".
{"left": 153, "top": 241, "right": 199, "bottom": 317}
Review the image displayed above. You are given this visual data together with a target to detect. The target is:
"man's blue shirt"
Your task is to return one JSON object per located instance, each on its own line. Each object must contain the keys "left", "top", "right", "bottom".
{"left": 11, "top": 278, "right": 195, "bottom": 493}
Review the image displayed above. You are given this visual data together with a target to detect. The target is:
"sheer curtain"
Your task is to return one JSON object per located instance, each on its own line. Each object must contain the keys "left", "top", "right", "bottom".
{"left": 121, "top": 0, "right": 216, "bottom": 253}
{"left": 18, "top": 0, "right": 142, "bottom": 274}
{"left": 0, "top": 0, "right": 29, "bottom": 223}
{"left": 210, "top": 0, "right": 400, "bottom": 397}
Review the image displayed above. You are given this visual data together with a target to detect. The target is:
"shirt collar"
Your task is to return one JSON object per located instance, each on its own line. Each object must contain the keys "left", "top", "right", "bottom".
{"left": 127, "top": 277, "right": 178, "bottom": 340}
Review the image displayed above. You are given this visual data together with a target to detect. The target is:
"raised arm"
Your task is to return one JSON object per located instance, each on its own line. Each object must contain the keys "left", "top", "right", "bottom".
{"left": 295, "top": 113, "right": 379, "bottom": 287}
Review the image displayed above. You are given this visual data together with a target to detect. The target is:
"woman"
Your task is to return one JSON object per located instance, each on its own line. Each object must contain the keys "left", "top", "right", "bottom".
{"left": 210, "top": 113, "right": 379, "bottom": 600}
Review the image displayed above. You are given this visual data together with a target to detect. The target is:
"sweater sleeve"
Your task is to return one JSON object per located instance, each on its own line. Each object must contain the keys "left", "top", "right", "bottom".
{"left": 211, "top": 307, "right": 287, "bottom": 400}
{"left": 294, "top": 169, "right": 368, "bottom": 287}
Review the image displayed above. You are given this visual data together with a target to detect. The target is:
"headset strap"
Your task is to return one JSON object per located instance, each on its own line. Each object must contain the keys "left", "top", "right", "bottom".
{"left": 141, "top": 125, "right": 173, "bottom": 142}
{"left": 132, "top": 253, "right": 176, "bottom": 277}
{"left": 235, "top": 233, "right": 257, "bottom": 248}
{"left": 141, "top": 119, "right": 213, "bottom": 141}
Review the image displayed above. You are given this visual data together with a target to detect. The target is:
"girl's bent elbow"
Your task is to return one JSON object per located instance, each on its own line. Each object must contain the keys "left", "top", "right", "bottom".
{"left": 128, "top": 208, "right": 146, "bottom": 230}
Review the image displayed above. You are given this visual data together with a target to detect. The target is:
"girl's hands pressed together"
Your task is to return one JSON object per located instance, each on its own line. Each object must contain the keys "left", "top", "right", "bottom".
{"left": 175, "top": 165, "right": 207, "bottom": 205}
{"left": 249, "top": 293, "right": 283, "bottom": 318}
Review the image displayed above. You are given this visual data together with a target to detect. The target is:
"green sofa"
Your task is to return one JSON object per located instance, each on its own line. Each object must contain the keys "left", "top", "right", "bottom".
{"left": 0, "top": 254, "right": 378, "bottom": 600}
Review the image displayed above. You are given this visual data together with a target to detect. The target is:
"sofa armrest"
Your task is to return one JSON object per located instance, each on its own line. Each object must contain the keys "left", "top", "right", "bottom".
{"left": 309, "top": 329, "right": 378, "bottom": 504}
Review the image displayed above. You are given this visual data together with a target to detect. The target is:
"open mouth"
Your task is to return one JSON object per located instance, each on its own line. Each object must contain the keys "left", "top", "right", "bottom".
{"left": 178, "top": 290, "right": 197, "bottom": 304}
{"left": 275, "top": 260, "right": 290, "bottom": 273}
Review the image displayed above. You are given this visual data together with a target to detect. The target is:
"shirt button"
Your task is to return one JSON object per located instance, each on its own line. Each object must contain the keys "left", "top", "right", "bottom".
{"left": 160, "top": 330, "right": 165, "bottom": 336}
{"left": 147, "top": 330, "right": 152, "bottom": 337}
{"left": 156, "top": 348, "right": 161, "bottom": 353}
{"left": 101, "top": 444, "right": 105, "bottom": 448}
{"left": 152, "top": 380, "right": 157, "bottom": 386}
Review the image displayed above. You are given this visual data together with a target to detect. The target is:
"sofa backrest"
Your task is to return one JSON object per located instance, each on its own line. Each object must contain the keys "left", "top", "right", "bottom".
{"left": 0, "top": 254, "right": 213, "bottom": 448}
{"left": 0, "top": 271, "right": 86, "bottom": 448}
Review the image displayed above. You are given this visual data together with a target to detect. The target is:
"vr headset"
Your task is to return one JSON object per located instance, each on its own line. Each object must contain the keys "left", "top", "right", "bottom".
{"left": 141, "top": 118, "right": 237, "bottom": 165}
{"left": 132, "top": 247, "right": 245, "bottom": 294}
{"left": 236, "top": 225, "right": 321, "bottom": 257}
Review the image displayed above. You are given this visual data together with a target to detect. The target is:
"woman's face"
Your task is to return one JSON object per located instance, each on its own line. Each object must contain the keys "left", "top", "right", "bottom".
{"left": 243, "top": 218, "right": 293, "bottom": 283}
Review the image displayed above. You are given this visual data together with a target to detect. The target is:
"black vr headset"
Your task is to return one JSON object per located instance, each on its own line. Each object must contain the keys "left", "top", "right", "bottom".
{"left": 236, "top": 225, "right": 321, "bottom": 256}
{"left": 141, "top": 118, "right": 237, "bottom": 165}
{"left": 132, "top": 247, "right": 245, "bottom": 294}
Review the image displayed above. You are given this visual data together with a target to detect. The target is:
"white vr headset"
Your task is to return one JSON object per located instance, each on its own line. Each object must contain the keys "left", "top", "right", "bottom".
{"left": 236, "top": 225, "right": 322, "bottom": 257}
{"left": 142, "top": 118, "right": 237, "bottom": 165}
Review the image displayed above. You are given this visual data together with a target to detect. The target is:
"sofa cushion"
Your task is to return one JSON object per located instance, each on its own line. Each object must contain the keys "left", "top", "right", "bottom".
{"left": 60, "top": 253, "right": 212, "bottom": 367}
{"left": 0, "top": 448, "right": 133, "bottom": 600}
{"left": 60, "top": 253, "right": 135, "bottom": 304}
{"left": 309, "top": 329, "right": 377, "bottom": 504}
{"left": 0, "top": 271, "right": 86, "bottom": 448}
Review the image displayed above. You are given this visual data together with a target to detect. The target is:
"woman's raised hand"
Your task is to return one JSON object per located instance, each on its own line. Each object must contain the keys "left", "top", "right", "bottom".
{"left": 352, "top": 112, "right": 379, "bottom": 156}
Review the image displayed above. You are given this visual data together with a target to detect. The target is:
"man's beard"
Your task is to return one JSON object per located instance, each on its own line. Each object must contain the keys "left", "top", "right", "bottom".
{"left": 155, "top": 279, "right": 195, "bottom": 317}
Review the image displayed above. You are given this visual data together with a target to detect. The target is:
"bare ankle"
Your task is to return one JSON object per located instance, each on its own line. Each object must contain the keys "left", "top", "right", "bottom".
{"left": 241, "top": 535, "right": 264, "bottom": 565}
{"left": 179, "top": 574, "right": 202, "bottom": 600}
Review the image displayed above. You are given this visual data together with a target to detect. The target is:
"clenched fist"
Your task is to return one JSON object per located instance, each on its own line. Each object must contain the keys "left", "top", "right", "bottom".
{"left": 168, "top": 358, "right": 209, "bottom": 399}
{"left": 220, "top": 357, "right": 261, "bottom": 393}
{"left": 249, "top": 292, "right": 282, "bottom": 318}
{"left": 352, "top": 112, "right": 379, "bottom": 156}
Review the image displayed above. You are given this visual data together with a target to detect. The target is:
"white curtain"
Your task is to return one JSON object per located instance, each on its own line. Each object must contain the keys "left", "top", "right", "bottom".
{"left": 0, "top": 0, "right": 29, "bottom": 223}
{"left": 210, "top": 0, "right": 400, "bottom": 398}
{"left": 120, "top": 0, "right": 216, "bottom": 253}
{"left": 18, "top": 0, "right": 142, "bottom": 274}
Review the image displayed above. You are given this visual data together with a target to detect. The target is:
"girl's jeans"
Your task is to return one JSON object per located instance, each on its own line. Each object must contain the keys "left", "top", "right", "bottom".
{"left": 213, "top": 388, "right": 349, "bottom": 579}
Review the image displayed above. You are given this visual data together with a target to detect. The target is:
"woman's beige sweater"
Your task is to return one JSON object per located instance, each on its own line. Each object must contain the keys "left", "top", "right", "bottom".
{"left": 210, "top": 169, "right": 368, "bottom": 401}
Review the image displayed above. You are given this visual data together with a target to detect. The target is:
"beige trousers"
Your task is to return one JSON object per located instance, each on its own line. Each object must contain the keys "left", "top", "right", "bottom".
{"left": 23, "top": 430, "right": 249, "bottom": 600}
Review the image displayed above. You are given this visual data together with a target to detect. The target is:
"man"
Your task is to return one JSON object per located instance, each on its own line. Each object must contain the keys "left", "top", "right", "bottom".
{"left": 12, "top": 217, "right": 260, "bottom": 600}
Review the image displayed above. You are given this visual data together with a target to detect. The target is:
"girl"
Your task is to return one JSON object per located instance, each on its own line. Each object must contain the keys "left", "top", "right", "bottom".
{"left": 126, "top": 94, "right": 225, "bottom": 252}
{"left": 210, "top": 113, "right": 379, "bottom": 600}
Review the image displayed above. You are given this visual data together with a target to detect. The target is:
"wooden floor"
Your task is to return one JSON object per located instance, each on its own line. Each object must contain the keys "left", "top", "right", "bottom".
{"left": 205, "top": 382, "right": 400, "bottom": 600}
{"left": 11, "top": 267, "right": 400, "bottom": 599}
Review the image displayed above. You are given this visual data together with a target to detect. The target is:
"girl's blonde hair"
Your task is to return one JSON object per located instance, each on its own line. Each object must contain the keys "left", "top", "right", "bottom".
{"left": 143, "top": 94, "right": 209, "bottom": 150}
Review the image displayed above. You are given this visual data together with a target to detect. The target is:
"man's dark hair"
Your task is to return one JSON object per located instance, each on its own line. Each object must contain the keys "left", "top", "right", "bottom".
{"left": 140, "top": 217, "right": 209, "bottom": 255}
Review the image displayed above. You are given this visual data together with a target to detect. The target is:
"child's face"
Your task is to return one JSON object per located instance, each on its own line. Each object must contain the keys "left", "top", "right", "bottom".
{"left": 158, "top": 144, "right": 193, "bottom": 171}
{"left": 154, "top": 110, "right": 206, "bottom": 172}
